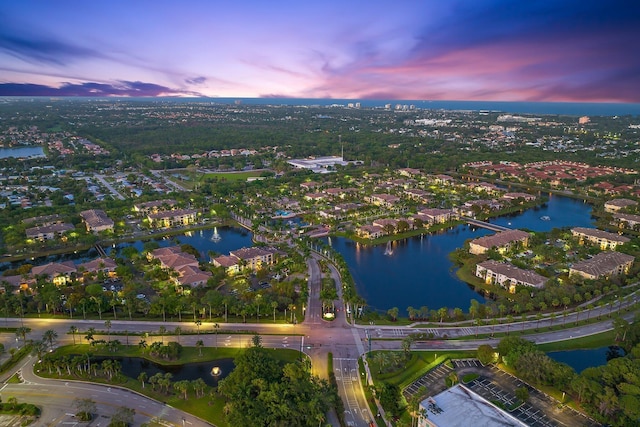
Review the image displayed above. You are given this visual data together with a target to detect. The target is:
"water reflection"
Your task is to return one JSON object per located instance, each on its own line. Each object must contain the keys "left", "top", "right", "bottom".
{"left": 91, "top": 356, "right": 234, "bottom": 387}
{"left": 328, "top": 195, "right": 594, "bottom": 312}
{"left": 547, "top": 346, "right": 625, "bottom": 373}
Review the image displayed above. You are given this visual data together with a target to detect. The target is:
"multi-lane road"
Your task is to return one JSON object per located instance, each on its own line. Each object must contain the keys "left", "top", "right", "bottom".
{"left": 0, "top": 255, "right": 636, "bottom": 426}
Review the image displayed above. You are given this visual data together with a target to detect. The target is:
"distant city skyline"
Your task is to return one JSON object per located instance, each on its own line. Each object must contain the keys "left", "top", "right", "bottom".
{"left": 1, "top": 0, "right": 639, "bottom": 102}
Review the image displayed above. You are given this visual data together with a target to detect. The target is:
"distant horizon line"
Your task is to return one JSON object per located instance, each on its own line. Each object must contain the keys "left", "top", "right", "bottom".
{"left": 2, "top": 96, "right": 640, "bottom": 116}
{"left": 1, "top": 95, "right": 639, "bottom": 105}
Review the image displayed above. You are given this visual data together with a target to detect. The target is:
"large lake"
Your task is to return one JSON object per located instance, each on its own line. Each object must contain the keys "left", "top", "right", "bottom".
{"left": 327, "top": 194, "right": 594, "bottom": 312}
{"left": 2, "top": 194, "right": 594, "bottom": 313}
{"left": 0, "top": 146, "right": 45, "bottom": 159}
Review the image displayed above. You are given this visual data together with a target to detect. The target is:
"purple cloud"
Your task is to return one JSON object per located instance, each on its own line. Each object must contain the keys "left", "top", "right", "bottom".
{"left": 0, "top": 26, "right": 104, "bottom": 66}
{"left": 0, "top": 81, "right": 203, "bottom": 97}
{"left": 185, "top": 76, "right": 207, "bottom": 85}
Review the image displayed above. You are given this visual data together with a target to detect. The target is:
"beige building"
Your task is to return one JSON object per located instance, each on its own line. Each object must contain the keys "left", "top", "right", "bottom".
{"left": 613, "top": 213, "right": 640, "bottom": 230}
{"left": 80, "top": 209, "right": 114, "bottom": 233}
{"left": 31, "top": 261, "right": 77, "bottom": 286}
{"left": 366, "top": 193, "right": 401, "bottom": 207}
{"left": 604, "top": 198, "right": 637, "bottom": 213}
{"left": 26, "top": 223, "right": 74, "bottom": 242}
{"left": 356, "top": 224, "right": 384, "bottom": 239}
{"left": 476, "top": 260, "right": 547, "bottom": 293}
{"left": 148, "top": 208, "right": 198, "bottom": 228}
{"left": 417, "top": 208, "right": 455, "bottom": 224}
{"left": 571, "top": 227, "right": 629, "bottom": 250}
{"left": 468, "top": 229, "right": 529, "bottom": 255}
{"left": 133, "top": 199, "right": 177, "bottom": 215}
{"left": 569, "top": 251, "right": 634, "bottom": 280}
{"left": 213, "top": 247, "right": 281, "bottom": 273}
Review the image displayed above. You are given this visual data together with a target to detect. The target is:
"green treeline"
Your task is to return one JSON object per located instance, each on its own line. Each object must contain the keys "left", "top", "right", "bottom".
{"left": 498, "top": 316, "right": 640, "bottom": 426}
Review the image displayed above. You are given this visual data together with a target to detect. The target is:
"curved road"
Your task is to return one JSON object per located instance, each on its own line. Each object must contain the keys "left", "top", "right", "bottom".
{"left": 0, "top": 256, "right": 636, "bottom": 426}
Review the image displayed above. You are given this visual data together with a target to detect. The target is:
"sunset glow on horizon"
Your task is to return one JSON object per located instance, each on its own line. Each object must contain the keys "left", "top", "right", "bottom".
{"left": 1, "top": 0, "right": 639, "bottom": 102}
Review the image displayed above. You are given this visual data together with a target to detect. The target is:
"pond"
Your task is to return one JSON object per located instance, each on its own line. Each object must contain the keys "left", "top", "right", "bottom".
{"left": 109, "top": 225, "right": 254, "bottom": 259}
{"left": 1, "top": 226, "right": 254, "bottom": 272}
{"left": 547, "top": 346, "right": 625, "bottom": 373}
{"left": 92, "top": 356, "right": 234, "bottom": 387}
{"left": 0, "top": 146, "right": 45, "bottom": 159}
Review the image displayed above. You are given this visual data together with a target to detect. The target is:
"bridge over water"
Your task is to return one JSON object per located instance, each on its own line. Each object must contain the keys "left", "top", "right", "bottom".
{"left": 462, "top": 216, "right": 511, "bottom": 232}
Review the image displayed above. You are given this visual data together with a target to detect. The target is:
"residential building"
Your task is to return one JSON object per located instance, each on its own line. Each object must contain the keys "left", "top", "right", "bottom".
{"left": 404, "top": 188, "right": 430, "bottom": 203}
{"left": 31, "top": 261, "right": 77, "bottom": 285}
{"left": 212, "top": 255, "right": 241, "bottom": 275}
{"left": 176, "top": 265, "right": 212, "bottom": 288}
{"left": 613, "top": 213, "right": 640, "bottom": 230}
{"left": 569, "top": 251, "right": 634, "bottom": 280}
{"left": 150, "top": 246, "right": 211, "bottom": 288}
{"left": 604, "top": 198, "right": 638, "bottom": 213}
{"left": 372, "top": 218, "right": 399, "bottom": 232}
{"left": 417, "top": 208, "right": 455, "bottom": 224}
{"left": 78, "top": 257, "right": 117, "bottom": 277}
{"left": 148, "top": 208, "right": 198, "bottom": 228}
{"left": 432, "top": 174, "right": 455, "bottom": 185}
{"left": 476, "top": 260, "right": 547, "bottom": 292}
{"left": 397, "top": 168, "right": 422, "bottom": 177}
{"left": 79, "top": 209, "right": 114, "bottom": 233}
{"left": 571, "top": 227, "right": 630, "bottom": 250}
{"left": 133, "top": 199, "right": 177, "bottom": 215}
{"left": 468, "top": 229, "right": 530, "bottom": 255}
{"left": 228, "top": 247, "right": 279, "bottom": 270}
{"left": 26, "top": 223, "right": 74, "bottom": 242}
{"left": 151, "top": 246, "right": 199, "bottom": 271}
{"left": 356, "top": 225, "right": 384, "bottom": 239}
{"left": 502, "top": 192, "right": 536, "bottom": 202}
{"left": 366, "top": 193, "right": 401, "bottom": 207}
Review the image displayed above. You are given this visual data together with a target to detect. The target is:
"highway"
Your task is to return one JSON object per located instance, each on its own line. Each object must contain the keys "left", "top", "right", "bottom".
{"left": 0, "top": 256, "right": 636, "bottom": 426}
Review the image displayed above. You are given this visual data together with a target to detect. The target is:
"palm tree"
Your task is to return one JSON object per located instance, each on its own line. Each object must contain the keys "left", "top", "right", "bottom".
{"left": 43, "top": 329, "right": 58, "bottom": 350}
{"left": 194, "top": 319, "right": 202, "bottom": 335}
{"left": 175, "top": 326, "right": 182, "bottom": 343}
{"left": 196, "top": 339, "right": 204, "bottom": 356}
{"left": 138, "top": 372, "right": 148, "bottom": 388}
{"left": 174, "top": 380, "right": 190, "bottom": 399}
{"left": 271, "top": 301, "right": 278, "bottom": 323}
{"left": 438, "top": 307, "right": 448, "bottom": 323}
{"left": 31, "top": 340, "right": 48, "bottom": 360}
{"left": 104, "top": 320, "right": 112, "bottom": 342}
{"left": 15, "top": 326, "right": 29, "bottom": 346}
{"left": 214, "top": 323, "right": 220, "bottom": 347}
{"left": 69, "top": 325, "right": 78, "bottom": 345}
{"left": 158, "top": 326, "right": 166, "bottom": 344}
{"left": 536, "top": 313, "right": 543, "bottom": 331}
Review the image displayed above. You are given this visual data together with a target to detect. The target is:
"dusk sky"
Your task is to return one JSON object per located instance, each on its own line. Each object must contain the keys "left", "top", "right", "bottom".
{"left": 1, "top": 0, "right": 639, "bottom": 102}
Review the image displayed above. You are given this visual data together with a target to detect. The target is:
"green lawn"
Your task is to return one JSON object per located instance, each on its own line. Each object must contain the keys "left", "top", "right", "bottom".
{"left": 202, "top": 171, "right": 265, "bottom": 182}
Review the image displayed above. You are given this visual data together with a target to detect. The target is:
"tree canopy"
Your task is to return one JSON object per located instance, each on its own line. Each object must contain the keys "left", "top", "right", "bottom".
{"left": 218, "top": 346, "right": 335, "bottom": 426}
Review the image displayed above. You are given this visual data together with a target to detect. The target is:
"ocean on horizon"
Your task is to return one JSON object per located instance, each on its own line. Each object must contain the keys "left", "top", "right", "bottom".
{"left": 4, "top": 96, "right": 640, "bottom": 116}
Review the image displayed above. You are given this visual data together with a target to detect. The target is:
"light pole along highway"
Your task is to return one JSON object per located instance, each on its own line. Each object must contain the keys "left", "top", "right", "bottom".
{"left": 1, "top": 254, "right": 636, "bottom": 427}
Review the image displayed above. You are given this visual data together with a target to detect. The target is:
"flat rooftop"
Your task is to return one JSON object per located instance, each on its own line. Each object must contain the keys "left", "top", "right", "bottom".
{"left": 287, "top": 156, "right": 361, "bottom": 173}
{"left": 420, "top": 384, "right": 527, "bottom": 427}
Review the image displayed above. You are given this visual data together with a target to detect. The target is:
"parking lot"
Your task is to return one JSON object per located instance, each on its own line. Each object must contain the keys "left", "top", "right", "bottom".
{"left": 403, "top": 362, "right": 453, "bottom": 400}
{"left": 404, "top": 359, "right": 600, "bottom": 427}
